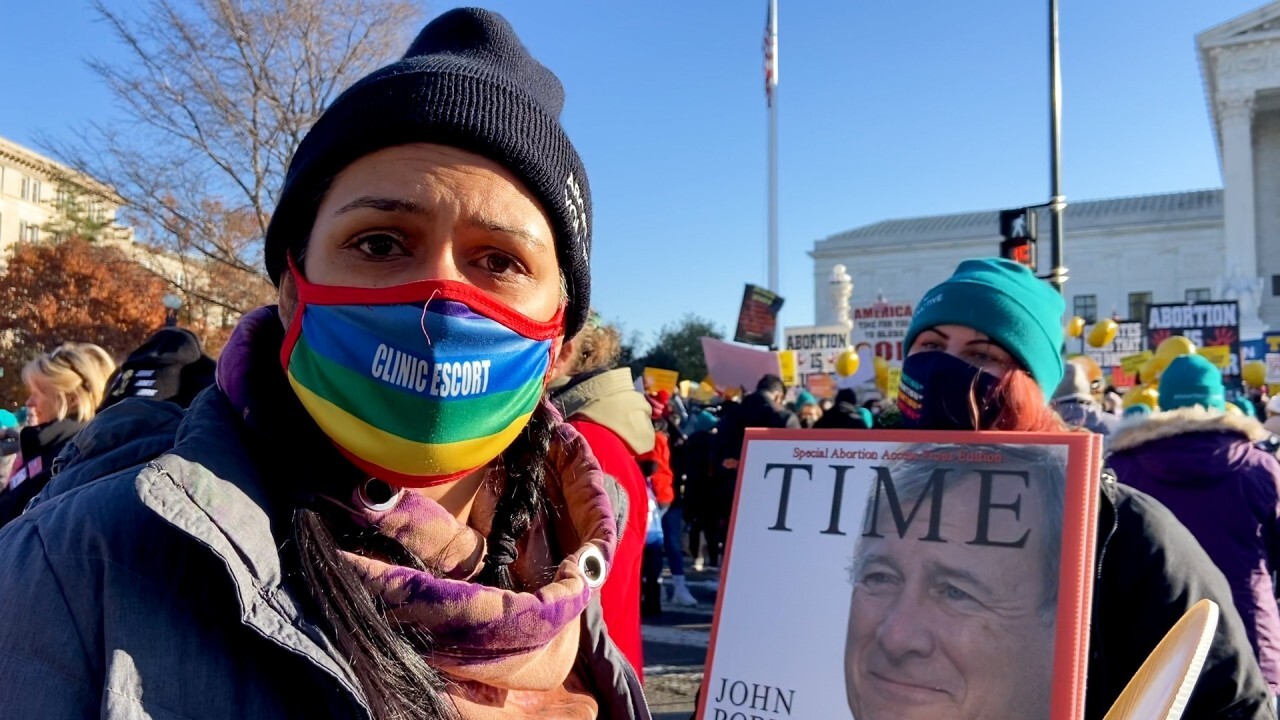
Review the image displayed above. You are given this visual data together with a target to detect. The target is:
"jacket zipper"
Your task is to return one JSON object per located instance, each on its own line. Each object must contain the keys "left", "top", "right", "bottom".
{"left": 1095, "top": 472, "right": 1120, "bottom": 581}
{"left": 1089, "top": 471, "right": 1122, "bottom": 708}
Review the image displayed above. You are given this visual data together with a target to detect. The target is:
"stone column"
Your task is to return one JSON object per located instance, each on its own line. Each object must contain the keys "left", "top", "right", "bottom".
{"left": 1219, "top": 91, "right": 1258, "bottom": 281}
{"left": 828, "top": 263, "right": 853, "bottom": 335}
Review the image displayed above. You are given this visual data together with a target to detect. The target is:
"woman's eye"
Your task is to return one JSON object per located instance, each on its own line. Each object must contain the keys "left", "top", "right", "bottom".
{"left": 353, "top": 232, "right": 406, "bottom": 259}
{"left": 967, "top": 349, "right": 1008, "bottom": 368}
{"left": 477, "top": 252, "right": 524, "bottom": 276}
{"left": 923, "top": 340, "right": 945, "bottom": 351}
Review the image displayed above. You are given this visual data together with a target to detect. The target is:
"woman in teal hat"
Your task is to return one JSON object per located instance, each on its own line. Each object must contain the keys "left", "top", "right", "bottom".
{"left": 1108, "top": 352, "right": 1280, "bottom": 699}
{"left": 890, "top": 258, "right": 1272, "bottom": 719}
{"left": 794, "top": 390, "right": 822, "bottom": 428}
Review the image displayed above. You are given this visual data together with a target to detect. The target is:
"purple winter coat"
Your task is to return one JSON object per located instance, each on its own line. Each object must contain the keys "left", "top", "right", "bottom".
{"left": 1108, "top": 406, "right": 1280, "bottom": 693}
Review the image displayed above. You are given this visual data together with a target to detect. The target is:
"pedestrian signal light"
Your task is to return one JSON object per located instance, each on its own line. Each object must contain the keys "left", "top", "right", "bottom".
{"left": 1001, "top": 236, "right": 1037, "bottom": 269}
{"left": 999, "top": 207, "right": 1038, "bottom": 270}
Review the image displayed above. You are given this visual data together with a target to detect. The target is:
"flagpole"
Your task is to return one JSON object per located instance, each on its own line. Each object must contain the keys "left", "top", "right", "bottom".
{"left": 767, "top": 0, "right": 779, "bottom": 296}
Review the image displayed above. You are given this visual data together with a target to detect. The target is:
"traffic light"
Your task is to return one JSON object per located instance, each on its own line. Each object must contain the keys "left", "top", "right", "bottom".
{"left": 999, "top": 208, "right": 1037, "bottom": 270}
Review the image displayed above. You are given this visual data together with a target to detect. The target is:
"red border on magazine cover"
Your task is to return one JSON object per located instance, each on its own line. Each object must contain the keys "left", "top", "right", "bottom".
{"left": 697, "top": 428, "right": 1100, "bottom": 720}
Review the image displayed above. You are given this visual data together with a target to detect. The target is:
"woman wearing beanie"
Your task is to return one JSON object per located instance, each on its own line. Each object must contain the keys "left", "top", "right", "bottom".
{"left": 896, "top": 258, "right": 1273, "bottom": 719}
{"left": 794, "top": 390, "right": 823, "bottom": 428}
{"left": 1108, "top": 353, "right": 1280, "bottom": 699}
{"left": 0, "top": 9, "right": 647, "bottom": 720}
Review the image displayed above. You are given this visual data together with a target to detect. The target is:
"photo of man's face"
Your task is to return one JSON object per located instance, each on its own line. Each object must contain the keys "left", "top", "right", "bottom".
{"left": 844, "top": 467, "right": 1057, "bottom": 720}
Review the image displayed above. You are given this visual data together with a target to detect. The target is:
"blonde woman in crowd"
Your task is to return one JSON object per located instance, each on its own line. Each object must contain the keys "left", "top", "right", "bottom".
{"left": 0, "top": 342, "right": 114, "bottom": 526}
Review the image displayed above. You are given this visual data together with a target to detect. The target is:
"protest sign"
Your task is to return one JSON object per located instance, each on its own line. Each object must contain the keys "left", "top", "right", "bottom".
{"left": 1120, "top": 351, "right": 1152, "bottom": 377}
{"left": 884, "top": 367, "right": 902, "bottom": 401}
{"left": 642, "top": 367, "right": 678, "bottom": 395}
{"left": 1267, "top": 354, "right": 1280, "bottom": 385}
{"left": 1146, "top": 302, "right": 1241, "bottom": 389}
{"left": 701, "top": 337, "right": 783, "bottom": 393}
{"left": 850, "top": 298, "right": 914, "bottom": 365}
{"left": 777, "top": 351, "right": 798, "bottom": 387}
{"left": 1083, "top": 321, "right": 1144, "bottom": 388}
{"left": 1242, "top": 339, "right": 1266, "bottom": 363}
{"left": 784, "top": 325, "right": 851, "bottom": 387}
{"left": 1197, "top": 346, "right": 1232, "bottom": 370}
{"left": 805, "top": 374, "right": 836, "bottom": 399}
{"left": 735, "top": 285, "right": 785, "bottom": 347}
{"left": 702, "top": 429, "right": 1102, "bottom": 720}
{"left": 1266, "top": 333, "right": 1280, "bottom": 355}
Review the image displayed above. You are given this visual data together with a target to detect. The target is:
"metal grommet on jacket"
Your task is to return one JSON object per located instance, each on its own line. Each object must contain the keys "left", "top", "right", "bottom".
{"left": 357, "top": 477, "right": 403, "bottom": 512}
{"left": 578, "top": 544, "right": 607, "bottom": 589}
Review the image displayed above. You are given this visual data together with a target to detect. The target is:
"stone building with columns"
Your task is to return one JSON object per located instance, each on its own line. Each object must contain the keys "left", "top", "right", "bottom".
{"left": 1200, "top": 1, "right": 1280, "bottom": 339}
{"left": 0, "top": 136, "right": 134, "bottom": 262}
{"left": 811, "top": 1, "right": 1280, "bottom": 341}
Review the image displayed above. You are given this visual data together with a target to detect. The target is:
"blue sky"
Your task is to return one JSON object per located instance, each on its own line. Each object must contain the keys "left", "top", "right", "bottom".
{"left": 1, "top": 0, "right": 1264, "bottom": 345}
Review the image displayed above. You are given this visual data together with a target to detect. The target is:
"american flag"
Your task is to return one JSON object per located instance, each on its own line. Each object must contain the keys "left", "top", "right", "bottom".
{"left": 764, "top": 0, "right": 778, "bottom": 107}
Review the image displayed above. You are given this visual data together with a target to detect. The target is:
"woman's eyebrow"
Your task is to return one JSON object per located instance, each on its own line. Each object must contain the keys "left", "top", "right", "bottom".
{"left": 466, "top": 217, "right": 548, "bottom": 248}
{"left": 334, "top": 195, "right": 430, "bottom": 217}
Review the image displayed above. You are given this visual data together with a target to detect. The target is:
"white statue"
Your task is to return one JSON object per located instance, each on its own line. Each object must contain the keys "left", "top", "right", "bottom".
{"left": 1219, "top": 266, "right": 1269, "bottom": 339}
{"left": 829, "top": 263, "right": 853, "bottom": 331}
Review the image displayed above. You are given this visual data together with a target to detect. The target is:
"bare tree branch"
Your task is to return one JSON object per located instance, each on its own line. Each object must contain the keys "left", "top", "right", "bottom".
{"left": 44, "top": 0, "right": 423, "bottom": 320}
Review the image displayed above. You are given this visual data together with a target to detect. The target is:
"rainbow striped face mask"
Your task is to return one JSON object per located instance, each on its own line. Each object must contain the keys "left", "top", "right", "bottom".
{"left": 280, "top": 260, "right": 563, "bottom": 488}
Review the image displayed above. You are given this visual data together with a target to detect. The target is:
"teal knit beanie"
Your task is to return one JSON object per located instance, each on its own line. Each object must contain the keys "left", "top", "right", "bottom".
{"left": 1158, "top": 354, "right": 1225, "bottom": 411}
{"left": 904, "top": 258, "right": 1065, "bottom": 401}
{"left": 795, "top": 390, "right": 818, "bottom": 408}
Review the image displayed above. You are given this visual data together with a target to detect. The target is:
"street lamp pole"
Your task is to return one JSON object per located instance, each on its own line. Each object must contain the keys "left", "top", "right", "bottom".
{"left": 162, "top": 293, "right": 183, "bottom": 327}
{"left": 1048, "top": 0, "right": 1067, "bottom": 294}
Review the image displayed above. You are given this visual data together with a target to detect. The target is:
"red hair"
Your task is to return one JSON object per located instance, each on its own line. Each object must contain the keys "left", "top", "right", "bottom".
{"left": 985, "top": 369, "right": 1068, "bottom": 432}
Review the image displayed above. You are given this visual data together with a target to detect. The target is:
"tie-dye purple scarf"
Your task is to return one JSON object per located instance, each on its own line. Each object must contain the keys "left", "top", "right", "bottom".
{"left": 218, "top": 307, "right": 618, "bottom": 716}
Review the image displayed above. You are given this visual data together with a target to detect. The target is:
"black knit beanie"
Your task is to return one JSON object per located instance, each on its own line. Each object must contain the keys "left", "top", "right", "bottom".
{"left": 264, "top": 8, "right": 592, "bottom": 336}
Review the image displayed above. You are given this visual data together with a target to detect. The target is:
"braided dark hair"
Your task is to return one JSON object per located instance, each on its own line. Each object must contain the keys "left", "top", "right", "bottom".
{"left": 475, "top": 400, "right": 556, "bottom": 589}
{"left": 293, "top": 509, "right": 459, "bottom": 720}
{"left": 290, "top": 401, "right": 557, "bottom": 717}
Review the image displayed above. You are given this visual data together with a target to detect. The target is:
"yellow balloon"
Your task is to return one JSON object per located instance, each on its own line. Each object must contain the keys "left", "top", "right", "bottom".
{"left": 1087, "top": 319, "right": 1118, "bottom": 348}
{"left": 1066, "top": 316, "right": 1086, "bottom": 338}
{"left": 873, "top": 356, "right": 889, "bottom": 373}
{"left": 1243, "top": 360, "right": 1267, "bottom": 388}
{"left": 1155, "top": 335, "right": 1196, "bottom": 363}
{"left": 1138, "top": 354, "right": 1170, "bottom": 385}
{"left": 835, "top": 349, "right": 860, "bottom": 378}
{"left": 1122, "top": 385, "right": 1159, "bottom": 410}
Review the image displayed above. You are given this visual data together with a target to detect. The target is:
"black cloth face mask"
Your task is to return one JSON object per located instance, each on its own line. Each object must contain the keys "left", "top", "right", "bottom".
{"left": 897, "top": 351, "right": 1003, "bottom": 430}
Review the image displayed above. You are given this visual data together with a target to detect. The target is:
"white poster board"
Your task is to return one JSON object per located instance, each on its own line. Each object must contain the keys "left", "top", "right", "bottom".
{"left": 784, "top": 325, "right": 850, "bottom": 386}
{"left": 850, "top": 299, "right": 914, "bottom": 366}
{"left": 701, "top": 429, "right": 1101, "bottom": 720}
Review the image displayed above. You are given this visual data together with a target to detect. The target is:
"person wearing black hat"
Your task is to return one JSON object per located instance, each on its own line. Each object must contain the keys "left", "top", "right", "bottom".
{"left": 99, "top": 327, "right": 217, "bottom": 412}
{"left": 0, "top": 9, "right": 647, "bottom": 720}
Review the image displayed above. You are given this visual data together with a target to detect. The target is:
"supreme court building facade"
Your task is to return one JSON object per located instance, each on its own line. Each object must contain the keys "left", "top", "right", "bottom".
{"left": 811, "top": 1, "right": 1280, "bottom": 341}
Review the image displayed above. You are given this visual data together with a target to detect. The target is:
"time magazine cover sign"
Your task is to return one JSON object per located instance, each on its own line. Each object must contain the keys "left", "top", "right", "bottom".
{"left": 700, "top": 430, "right": 1102, "bottom": 720}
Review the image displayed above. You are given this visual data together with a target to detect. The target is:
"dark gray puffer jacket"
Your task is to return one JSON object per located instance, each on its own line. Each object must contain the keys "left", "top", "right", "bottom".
{"left": 0, "top": 391, "right": 650, "bottom": 719}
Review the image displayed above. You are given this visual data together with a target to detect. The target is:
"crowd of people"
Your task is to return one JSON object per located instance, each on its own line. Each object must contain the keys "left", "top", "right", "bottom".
{"left": 0, "top": 7, "right": 1277, "bottom": 720}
